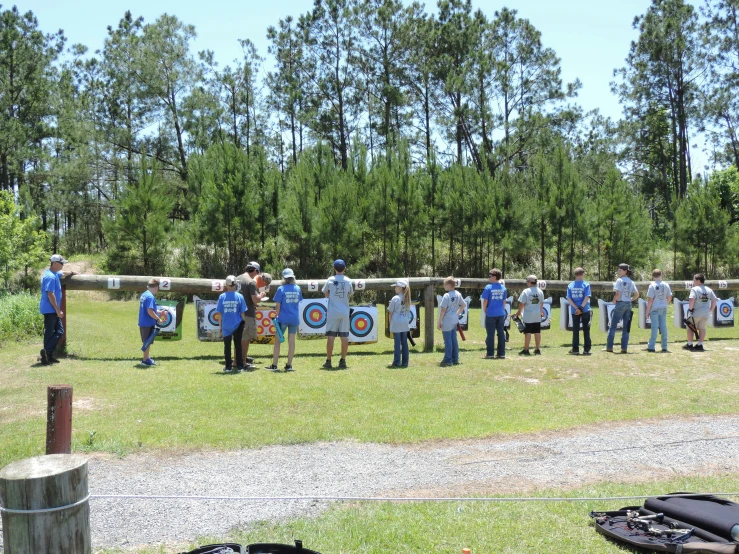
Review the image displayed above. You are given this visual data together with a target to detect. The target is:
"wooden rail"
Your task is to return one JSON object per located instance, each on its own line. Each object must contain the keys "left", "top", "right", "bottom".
{"left": 61, "top": 275, "right": 739, "bottom": 353}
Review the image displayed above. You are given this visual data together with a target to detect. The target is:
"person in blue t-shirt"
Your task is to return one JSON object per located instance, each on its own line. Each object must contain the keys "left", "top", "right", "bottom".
{"left": 38, "top": 253, "right": 76, "bottom": 365}
{"left": 138, "top": 278, "right": 166, "bottom": 366}
{"left": 267, "top": 268, "right": 304, "bottom": 372}
{"left": 566, "top": 267, "right": 592, "bottom": 355}
{"left": 217, "top": 275, "right": 248, "bottom": 372}
{"left": 481, "top": 268, "right": 507, "bottom": 360}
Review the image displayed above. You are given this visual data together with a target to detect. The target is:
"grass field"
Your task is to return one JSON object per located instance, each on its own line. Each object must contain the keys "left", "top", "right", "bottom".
{"left": 2, "top": 293, "right": 739, "bottom": 552}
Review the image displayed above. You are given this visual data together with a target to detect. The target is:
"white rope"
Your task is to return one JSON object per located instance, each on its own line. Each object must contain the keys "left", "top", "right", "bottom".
{"left": 86, "top": 492, "right": 739, "bottom": 503}
{"left": 0, "top": 493, "right": 90, "bottom": 514}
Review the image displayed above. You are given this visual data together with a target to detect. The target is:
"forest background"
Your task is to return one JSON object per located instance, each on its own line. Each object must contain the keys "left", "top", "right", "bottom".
{"left": 2, "top": 0, "right": 739, "bottom": 291}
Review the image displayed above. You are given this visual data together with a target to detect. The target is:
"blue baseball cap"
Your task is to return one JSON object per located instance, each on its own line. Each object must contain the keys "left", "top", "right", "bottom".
{"left": 333, "top": 259, "right": 346, "bottom": 270}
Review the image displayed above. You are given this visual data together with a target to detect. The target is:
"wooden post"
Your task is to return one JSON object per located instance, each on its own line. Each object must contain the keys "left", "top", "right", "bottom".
{"left": 58, "top": 284, "right": 67, "bottom": 353}
{"left": 424, "top": 284, "right": 435, "bottom": 352}
{"left": 46, "top": 385, "right": 73, "bottom": 455}
{"left": 0, "top": 454, "right": 91, "bottom": 554}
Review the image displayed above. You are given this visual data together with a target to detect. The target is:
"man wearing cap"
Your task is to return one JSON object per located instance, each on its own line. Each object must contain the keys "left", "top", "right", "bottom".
{"left": 39, "top": 254, "right": 76, "bottom": 365}
{"left": 138, "top": 278, "right": 167, "bottom": 366}
{"left": 321, "top": 259, "right": 354, "bottom": 369}
{"left": 217, "top": 275, "right": 248, "bottom": 371}
{"left": 236, "top": 261, "right": 266, "bottom": 370}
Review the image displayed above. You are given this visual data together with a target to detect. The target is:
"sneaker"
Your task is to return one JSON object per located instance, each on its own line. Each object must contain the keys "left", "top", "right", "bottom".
{"left": 40, "top": 349, "right": 49, "bottom": 365}
{"left": 321, "top": 360, "right": 333, "bottom": 369}
{"left": 682, "top": 344, "right": 694, "bottom": 351}
{"left": 693, "top": 344, "right": 705, "bottom": 352}
{"left": 338, "top": 359, "right": 347, "bottom": 369}
{"left": 533, "top": 349, "right": 541, "bottom": 355}
{"left": 223, "top": 365, "right": 233, "bottom": 372}
{"left": 661, "top": 350, "right": 670, "bottom": 353}
{"left": 646, "top": 349, "right": 656, "bottom": 353}
{"left": 236, "top": 366, "right": 246, "bottom": 371}
{"left": 284, "top": 365, "right": 294, "bottom": 372}
{"left": 497, "top": 356, "right": 506, "bottom": 360}
{"left": 619, "top": 349, "right": 628, "bottom": 354}
{"left": 482, "top": 354, "right": 496, "bottom": 360}
{"left": 266, "top": 364, "right": 280, "bottom": 372}
{"left": 243, "top": 363, "right": 257, "bottom": 371}
{"left": 518, "top": 349, "right": 531, "bottom": 356}
{"left": 568, "top": 350, "right": 580, "bottom": 355}
{"left": 602, "top": 348, "right": 614, "bottom": 353}
{"left": 387, "top": 363, "right": 402, "bottom": 368}
{"left": 246, "top": 356, "right": 254, "bottom": 364}
{"left": 582, "top": 351, "right": 592, "bottom": 356}
{"left": 48, "top": 357, "right": 61, "bottom": 364}
{"left": 453, "top": 361, "right": 461, "bottom": 365}
{"left": 439, "top": 361, "right": 452, "bottom": 367}
{"left": 142, "top": 358, "right": 156, "bottom": 366}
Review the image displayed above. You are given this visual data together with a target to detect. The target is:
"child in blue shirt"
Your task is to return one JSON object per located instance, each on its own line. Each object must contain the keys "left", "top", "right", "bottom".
{"left": 267, "top": 268, "right": 304, "bottom": 372}
{"left": 216, "top": 275, "right": 248, "bottom": 372}
{"left": 138, "top": 278, "right": 166, "bottom": 366}
{"left": 566, "top": 267, "right": 592, "bottom": 355}
{"left": 481, "top": 268, "right": 507, "bottom": 359}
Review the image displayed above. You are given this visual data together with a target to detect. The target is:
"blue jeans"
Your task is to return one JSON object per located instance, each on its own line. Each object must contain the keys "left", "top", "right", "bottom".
{"left": 43, "top": 313, "right": 65, "bottom": 356}
{"left": 485, "top": 315, "right": 506, "bottom": 357}
{"left": 648, "top": 307, "right": 668, "bottom": 351}
{"left": 442, "top": 329, "right": 459, "bottom": 363}
{"left": 606, "top": 302, "right": 633, "bottom": 350}
{"left": 393, "top": 332, "right": 409, "bottom": 366}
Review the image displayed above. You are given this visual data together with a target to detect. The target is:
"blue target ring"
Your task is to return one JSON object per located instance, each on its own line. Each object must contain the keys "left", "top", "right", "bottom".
{"left": 303, "top": 302, "right": 327, "bottom": 329}
{"left": 721, "top": 303, "right": 732, "bottom": 318}
{"left": 350, "top": 311, "right": 373, "bottom": 338}
{"left": 207, "top": 308, "right": 221, "bottom": 327}
{"left": 156, "top": 310, "right": 174, "bottom": 329}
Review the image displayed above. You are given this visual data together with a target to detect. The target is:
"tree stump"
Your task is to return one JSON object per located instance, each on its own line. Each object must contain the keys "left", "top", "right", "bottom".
{"left": 0, "top": 454, "right": 90, "bottom": 553}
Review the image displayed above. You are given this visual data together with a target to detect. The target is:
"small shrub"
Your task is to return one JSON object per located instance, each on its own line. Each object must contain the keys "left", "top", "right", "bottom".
{"left": 0, "top": 292, "right": 44, "bottom": 344}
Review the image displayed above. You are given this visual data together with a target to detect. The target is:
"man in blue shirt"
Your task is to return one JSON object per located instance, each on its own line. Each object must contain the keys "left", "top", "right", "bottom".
{"left": 481, "top": 268, "right": 507, "bottom": 359}
{"left": 566, "top": 267, "right": 592, "bottom": 355}
{"left": 217, "top": 275, "right": 248, "bottom": 372}
{"left": 138, "top": 278, "right": 165, "bottom": 366}
{"left": 39, "top": 254, "right": 76, "bottom": 365}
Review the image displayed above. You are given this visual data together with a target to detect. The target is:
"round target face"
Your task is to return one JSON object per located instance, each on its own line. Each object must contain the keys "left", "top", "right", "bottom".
{"left": 350, "top": 311, "right": 374, "bottom": 338}
{"left": 303, "top": 302, "right": 327, "bottom": 329}
{"left": 269, "top": 310, "right": 277, "bottom": 319}
{"left": 721, "top": 303, "right": 732, "bottom": 318}
{"left": 269, "top": 325, "right": 276, "bottom": 334}
{"left": 541, "top": 305, "right": 551, "bottom": 322}
{"left": 255, "top": 311, "right": 264, "bottom": 320}
{"left": 207, "top": 309, "right": 221, "bottom": 326}
{"left": 407, "top": 310, "right": 415, "bottom": 325}
{"left": 156, "top": 310, "right": 174, "bottom": 329}
{"left": 257, "top": 325, "right": 265, "bottom": 334}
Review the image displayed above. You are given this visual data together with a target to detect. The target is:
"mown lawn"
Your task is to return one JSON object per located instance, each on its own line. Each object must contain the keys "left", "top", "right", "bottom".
{"left": 1, "top": 293, "right": 738, "bottom": 468}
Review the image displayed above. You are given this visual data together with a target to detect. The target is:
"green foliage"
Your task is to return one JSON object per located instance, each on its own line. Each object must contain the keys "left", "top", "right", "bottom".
{"left": 0, "top": 292, "right": 44, "bottom": 344}
{"left": 104, "top": 157, "right": 174, "bottom": 275}
{"left": 0, "top": 191, "right": 48, "bottom": 288}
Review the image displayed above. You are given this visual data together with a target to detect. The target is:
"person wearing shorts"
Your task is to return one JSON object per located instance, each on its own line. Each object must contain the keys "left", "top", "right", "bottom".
{"left": 236, "top": 261, "right": 266, "bottom": 370}
{"left": 515, "top": 275, "right": 545, "bottom": 356}
{"left": 684, "top": 273, "right": 717, "bottom": 352}
{"left": 267, "top": 268, "right": 303, "bottom": 372}
{"left": 138, "top": 278, "right": 165, "bottom": 366}
{"left": 322, "top": 259, "right": 354, "bottom": 369}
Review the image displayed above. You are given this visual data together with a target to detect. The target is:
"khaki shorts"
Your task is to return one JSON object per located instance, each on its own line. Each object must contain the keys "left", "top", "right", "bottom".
{"left": 693, "top": 317, "right": 708, "bottom": 331}
{"left": 243, "top": 317, "right": 258, "bottom": 340}
{"left": 326, "top": 314, "right": 350, "bottom": 337}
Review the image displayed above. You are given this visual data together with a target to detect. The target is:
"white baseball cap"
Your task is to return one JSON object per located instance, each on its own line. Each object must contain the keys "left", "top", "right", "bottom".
{"left": 225, "top": 275, "right": 237, "bottom": 286}
{"left": 393, "top": 279, "right": 408, "bottom": 288}
{"left": 50, "top": 254, "right": 68, "bottom": 264}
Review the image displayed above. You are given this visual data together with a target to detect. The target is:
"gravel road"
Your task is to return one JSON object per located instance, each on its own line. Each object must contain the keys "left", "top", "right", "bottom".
{"left": 4, "top": 415, "right": 739, "bottom": 552}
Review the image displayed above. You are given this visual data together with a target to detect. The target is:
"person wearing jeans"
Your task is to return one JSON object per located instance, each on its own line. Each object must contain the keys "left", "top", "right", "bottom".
{"left": 567, "top": 267, "right": 592, "bottom": 355}
{"left": 38, "top": 253, "right": 76, "bottom": 365}
{"left": 481, "top": 268, "right": 507, "bottom": 359}
{"left": 646, "top": 269, "right": 672, "bottom": 352}
{"left": 438, "top": 276, "right": 465, "bottom": 366}
{"left": 605, "top": 263, "right": 639, "bottom": 353}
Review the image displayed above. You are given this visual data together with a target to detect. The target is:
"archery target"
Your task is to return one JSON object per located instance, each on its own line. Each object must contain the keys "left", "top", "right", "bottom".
{"left": 196, "top": 299, "right": 222, "bottom": 341}
{"left": 540, "top": 298, "right": 553, "bottom": 330}
{"left": 350, "top": 310, "right": 374, "bottom": 338}
{"left": 156, "top": 307, "right": 176, "bottom": 332}
{"left": 637, "top": 298, "right": 651, "bottom": 329}
{"left": 559, "top": 298, "right": 589, "bottom": 330}
{"left": 598, "top": 299, "right": 624, "bottom": 332}
{"left": 299, "top": 299, "right": 329, "bottom": 335}
{"left": 349, "top": 306, "right": 378, "bottom": 343}
{"left": 208, "top": 309, "right": 221, "bottom": 327}
{"left": 714, "top": 298, "right": 734, "bottom": 327}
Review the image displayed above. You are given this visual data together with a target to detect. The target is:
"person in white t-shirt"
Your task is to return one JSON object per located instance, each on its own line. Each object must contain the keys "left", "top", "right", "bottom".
{"left": 321, "top": 259, "right": 354, "bottom": 369}
{"left": 605, "top": 263, "right": 639, "bottom": 354}
{"left": 684, "top": 273, "right": 717, "bottom": 352}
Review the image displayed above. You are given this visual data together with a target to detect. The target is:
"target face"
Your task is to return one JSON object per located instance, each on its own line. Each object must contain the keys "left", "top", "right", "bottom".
{"left": 350, "top": 310, "right": 374, "bottom": 338}
{"left": 208, "top": 309, "right": 221, "bottom": 327}
{"left": 541, "top": 305, "right": 551, "bottom": 322}
{"left": 721, "top": 303, "right": 732, "bottom": 317}
{"left": 303, "top": 302, "right": 327, "bottom": 330}
{"left": 407, "top": 306, "right": 416, "bottom": 328}
{"left": 156, "top": 310, "right": 174, "bottom": 329}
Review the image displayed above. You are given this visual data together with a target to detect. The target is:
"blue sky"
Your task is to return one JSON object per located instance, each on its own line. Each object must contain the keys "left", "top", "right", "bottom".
{"left": 18, "top": 0, "right": 711, "bottom": 167}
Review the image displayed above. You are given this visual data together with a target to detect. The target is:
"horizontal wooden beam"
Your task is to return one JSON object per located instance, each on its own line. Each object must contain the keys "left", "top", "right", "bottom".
{"left": 61, "top": 274, "right": 739, "bottom": 295}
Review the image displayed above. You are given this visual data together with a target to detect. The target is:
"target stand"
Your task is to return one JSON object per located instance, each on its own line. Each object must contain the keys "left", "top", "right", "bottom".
{"left": 298, "top": 299, "right": 378, "bottom": 344}
{"left": 713, "top": 298, "right": 734, "bottom": 327}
